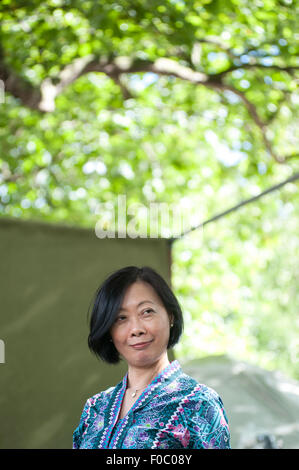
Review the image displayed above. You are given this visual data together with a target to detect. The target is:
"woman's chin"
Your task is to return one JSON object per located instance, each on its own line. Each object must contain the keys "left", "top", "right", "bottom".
{"left": 126, "top": 350, "right": 168, "bottom": 369}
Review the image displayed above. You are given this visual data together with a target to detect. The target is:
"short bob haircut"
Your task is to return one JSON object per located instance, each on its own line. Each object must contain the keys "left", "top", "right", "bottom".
{"left": 88, "top": 265, "right": 184, "bottom": 364}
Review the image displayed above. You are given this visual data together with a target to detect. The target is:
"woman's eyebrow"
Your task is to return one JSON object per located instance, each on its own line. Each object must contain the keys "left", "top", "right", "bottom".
{"left": 118, "top": 300, "right": 155, "bottom": 312}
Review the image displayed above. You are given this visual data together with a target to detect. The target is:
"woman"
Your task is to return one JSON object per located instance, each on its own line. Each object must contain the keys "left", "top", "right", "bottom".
{"left": 73, "top": 265, "right": 230, "bottom": 449}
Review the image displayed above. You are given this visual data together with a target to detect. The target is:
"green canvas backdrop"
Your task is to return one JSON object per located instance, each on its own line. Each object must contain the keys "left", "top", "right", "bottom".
{"left": 0, "top": 217, "right": 172, "bottom": 449}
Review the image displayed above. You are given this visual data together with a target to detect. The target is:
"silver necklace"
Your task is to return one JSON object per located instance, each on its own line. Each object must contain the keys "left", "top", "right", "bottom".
{"left": 130, "top": 385, "right": 148, "bottom": 398}
{"left": 129, "top": 371, "right": 158, "bottom": 398}
{"left": 128, "top": 357, "right": 172, "bottom": 399}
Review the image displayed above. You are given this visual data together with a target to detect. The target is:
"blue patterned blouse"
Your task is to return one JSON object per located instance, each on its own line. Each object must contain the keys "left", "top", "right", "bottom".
{"left": 73, "top": 360, "right": 230, "bottom": 449}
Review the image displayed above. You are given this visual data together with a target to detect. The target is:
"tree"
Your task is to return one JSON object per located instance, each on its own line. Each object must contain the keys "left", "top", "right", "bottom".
{"left": 0, "top": 0, "right": 298, "bottom": 378}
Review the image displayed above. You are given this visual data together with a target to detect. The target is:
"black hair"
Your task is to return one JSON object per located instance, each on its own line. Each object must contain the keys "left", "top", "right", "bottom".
{"left": 88, "top": 265, "right": 184, "bottom": 364}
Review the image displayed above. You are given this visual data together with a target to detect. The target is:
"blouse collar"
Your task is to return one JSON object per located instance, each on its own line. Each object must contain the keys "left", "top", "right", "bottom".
{"left": 99, "top": 360, "right": 182, "bottom": 448}
{"left": 120, "top": 359, "right": 181, "bottom": 412}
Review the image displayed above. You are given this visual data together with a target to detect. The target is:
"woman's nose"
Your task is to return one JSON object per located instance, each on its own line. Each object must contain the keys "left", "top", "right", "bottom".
{"left": 130, "top": 318, "right": 146, "bottom": 336}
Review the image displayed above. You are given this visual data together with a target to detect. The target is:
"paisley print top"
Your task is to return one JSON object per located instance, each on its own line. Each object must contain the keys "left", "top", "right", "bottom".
{"left": 73, "top": 360, "right": 230, "bottom": 449}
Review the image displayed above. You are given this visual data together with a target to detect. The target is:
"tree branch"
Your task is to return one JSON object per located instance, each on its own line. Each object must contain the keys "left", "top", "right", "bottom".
{"left": 215, "top": 62, "right": 299, "bottom": 78}
{"left": 0, "top": 45, "right": 42, "bottom": 110}
{"left": 0, "top": 52, "right": 296, "bottom": 163}
{"left": 216, "top": 83, "right": 288, "bottom": 164}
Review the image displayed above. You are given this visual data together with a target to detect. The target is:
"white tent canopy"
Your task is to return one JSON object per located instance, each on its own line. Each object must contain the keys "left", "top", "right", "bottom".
{"left": 182, "top": 355, "right": 299, "bottom": 449}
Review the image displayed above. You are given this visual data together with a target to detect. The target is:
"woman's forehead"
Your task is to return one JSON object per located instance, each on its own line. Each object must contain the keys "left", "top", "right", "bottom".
{"left": 120, "top": 281, "right": 161, "bottom": 308}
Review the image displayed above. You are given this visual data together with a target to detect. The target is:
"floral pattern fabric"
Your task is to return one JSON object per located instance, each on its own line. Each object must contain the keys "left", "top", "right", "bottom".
{"left": 73, "top": 360, "right": 230, "bottom": 449}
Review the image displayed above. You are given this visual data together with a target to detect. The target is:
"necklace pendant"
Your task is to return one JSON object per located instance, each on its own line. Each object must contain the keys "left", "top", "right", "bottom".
{"left": 132, "top": 390, "right": 137, "bottom": 398}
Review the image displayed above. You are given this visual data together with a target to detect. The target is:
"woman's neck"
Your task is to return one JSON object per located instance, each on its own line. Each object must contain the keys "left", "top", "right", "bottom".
{"left": 127, "top": 354, "right": 170, "bottom": 391}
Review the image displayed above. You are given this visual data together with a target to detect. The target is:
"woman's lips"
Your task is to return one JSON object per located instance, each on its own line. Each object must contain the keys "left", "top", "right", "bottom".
{"left": 131, "top": 341, "right": 153, "bottom": 350}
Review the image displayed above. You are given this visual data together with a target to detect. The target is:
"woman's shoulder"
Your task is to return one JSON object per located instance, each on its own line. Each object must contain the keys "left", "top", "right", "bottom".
{"left": 84, "top": 384, "right": 116, "bottom": 409}
{"left": 176, "top": 371, "right": 221, "bottom": 398}
{"left": 169, "top": 370, "right": 227, "bottom": 415}
{"left": 169, "top": 371, "right": 229, "bottom": 434}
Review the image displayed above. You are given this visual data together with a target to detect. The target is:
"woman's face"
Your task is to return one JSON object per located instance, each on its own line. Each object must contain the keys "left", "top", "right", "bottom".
{"left": 110, "top": 281, "right": 173, "bottom": 368}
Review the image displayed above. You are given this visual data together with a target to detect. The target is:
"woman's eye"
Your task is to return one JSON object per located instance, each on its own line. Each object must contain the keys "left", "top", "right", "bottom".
{"left": 143, "top": 309, "right": 154, "bottom": 315}
{"left": 116, "top": 315, "right": 126, "bottom": 322}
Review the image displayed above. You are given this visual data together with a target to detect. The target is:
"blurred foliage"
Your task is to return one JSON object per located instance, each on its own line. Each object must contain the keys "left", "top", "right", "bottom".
{"left": 172, "top": 183, "right": 299, "bottom": 381}
{"left": 0, "top": 0, "right": 298, "bottom": 378}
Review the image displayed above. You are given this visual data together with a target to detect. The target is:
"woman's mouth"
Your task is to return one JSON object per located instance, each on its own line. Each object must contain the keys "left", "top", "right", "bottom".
{"left": 130, "top": 340, "right": 153, "bottom": 350}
